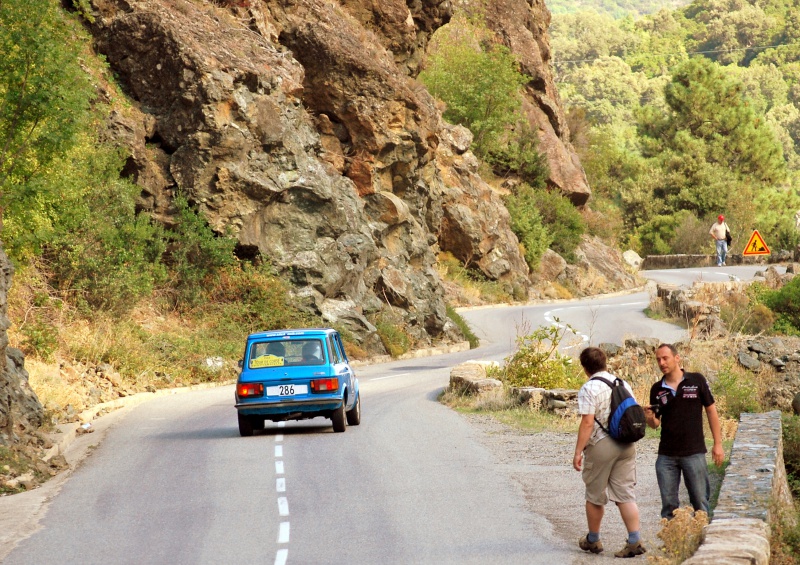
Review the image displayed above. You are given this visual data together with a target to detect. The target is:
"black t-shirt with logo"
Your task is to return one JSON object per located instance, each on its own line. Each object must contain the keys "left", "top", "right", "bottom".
{"left": 649, "top": 371, "right": 715, "bottom": 457}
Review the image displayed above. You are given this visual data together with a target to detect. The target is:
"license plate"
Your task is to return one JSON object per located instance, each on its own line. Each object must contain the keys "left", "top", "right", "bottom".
{"left": 267, "top": 384, "right": 308, "bottom": 397}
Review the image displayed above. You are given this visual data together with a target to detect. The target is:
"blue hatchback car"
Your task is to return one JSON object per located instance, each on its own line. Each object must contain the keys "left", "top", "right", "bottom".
{"left": 234, "top": 328, "right": 361, "bottom": 436}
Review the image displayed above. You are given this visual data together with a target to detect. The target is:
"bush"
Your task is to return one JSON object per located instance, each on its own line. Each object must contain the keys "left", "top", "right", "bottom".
{"left": 419, "top": 14, "right": 528, "bottom": 156}
{"left": 164, "top": 195, "right": 237, "bottom": 307}
{"left": 500, "top": 321, "right": 584, "bottom": 389}
{"left": 763, "top": 277, "right": 800, "bottom": 334}
{"left": 485, "top": 120, "right": 550, "bottom": 189}
{"left": 710, "top": 364, "right": 761, "bottom": 419}
{"left": 373, "top": 308, "right": 411, "bottom": 357}
{"left": 503, "top": 184, "right": 552, "bottom": 270}
{"left": 201, "top": 262, "right": 316, "bottom": 335}
{"left": 525, "top": 187, "right": 586, "bottom": 263}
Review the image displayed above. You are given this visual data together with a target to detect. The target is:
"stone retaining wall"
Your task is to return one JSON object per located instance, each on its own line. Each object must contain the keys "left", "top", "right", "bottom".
{"left": 682, "top": 411, "right": 793, "bottom": 564}
{"left": 641, "top": 254, "right": 769, "bottom": 270}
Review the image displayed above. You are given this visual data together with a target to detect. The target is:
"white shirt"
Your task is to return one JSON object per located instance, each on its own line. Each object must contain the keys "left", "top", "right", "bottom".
{"left": 577, "top": 370, "right": 634, "bottom": 445}
{"left": 709, "top": 221, "right": 729, "bottom": 240}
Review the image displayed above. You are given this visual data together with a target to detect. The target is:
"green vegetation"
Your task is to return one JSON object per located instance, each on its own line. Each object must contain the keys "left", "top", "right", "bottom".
{"left": 446, "top": 305, "right": 480, "bottom": 349}
{"left": 498, "top": 320, "right": 585, "bottom": 389}
{"left": 420, "top": 12, "right": 566, "bottom": 270}
{"left": 419, "top": 13, "right": 529, "bottom": 157}
{"left": 551, "top": 0, "right": 800, "bottom": 257}
{"left": 373, "top": 307, "right": 412, "bottom": 358}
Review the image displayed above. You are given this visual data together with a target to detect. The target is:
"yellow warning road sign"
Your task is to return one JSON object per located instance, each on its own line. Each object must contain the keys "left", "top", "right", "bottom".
{"left": 743, "top": 229, "right": 771, "bottom": 256}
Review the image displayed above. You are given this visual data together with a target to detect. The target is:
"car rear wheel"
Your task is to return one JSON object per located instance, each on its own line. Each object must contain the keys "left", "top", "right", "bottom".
{"left": 346, "top": 392, "right": 361, "bottom": 426}
{"left": 252, "top": 417, "right": 265, "bottom": 431}
{"left": 331, "top": 402, "right": 347, "bottom": 433}
{"left": 238, "top": 413, "right": 254, "bottom": 437}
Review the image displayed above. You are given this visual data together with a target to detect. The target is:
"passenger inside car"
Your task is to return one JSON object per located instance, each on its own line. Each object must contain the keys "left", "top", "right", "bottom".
{"left": 301, "top": 341, "right": 323, "bottom": 364}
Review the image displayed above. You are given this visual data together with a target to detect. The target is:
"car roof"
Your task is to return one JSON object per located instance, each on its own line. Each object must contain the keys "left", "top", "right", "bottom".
{"left": 246, "top": 328, "right": 336, "bottom": 341}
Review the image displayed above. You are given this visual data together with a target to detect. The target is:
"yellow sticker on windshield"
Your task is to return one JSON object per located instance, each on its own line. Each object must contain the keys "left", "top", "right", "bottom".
{"left": 250, "top": 354, "right": 285, "bottom": 368}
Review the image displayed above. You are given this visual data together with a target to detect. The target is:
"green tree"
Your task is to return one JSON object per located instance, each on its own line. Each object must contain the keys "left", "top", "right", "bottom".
{"left": 0, "top": 0, "right": 95, "bottom": 225}
{"left": 638, "top": 57, "right": 785, "bottom": 219}
{"left": 503, "top": 183, "right": 551, "bottom": 270}
{"left": 419, "top": 14, "right": 529, "bottom": 155}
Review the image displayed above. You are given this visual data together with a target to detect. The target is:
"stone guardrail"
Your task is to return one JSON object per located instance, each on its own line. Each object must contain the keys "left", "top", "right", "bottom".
{"left": 685, "top": 410, "right": 794, "bottom": 564}
{"left": 640, "top": 254, "right": 770, "bottom": 270}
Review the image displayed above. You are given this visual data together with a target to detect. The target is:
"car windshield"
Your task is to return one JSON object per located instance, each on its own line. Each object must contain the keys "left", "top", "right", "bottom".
{"left": 249, "top": 338, "right": 326, "bottom": 368}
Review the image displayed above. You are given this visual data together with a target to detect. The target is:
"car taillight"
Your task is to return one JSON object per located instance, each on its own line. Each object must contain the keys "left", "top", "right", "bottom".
{"left": 310, "top": 378, "right": 338, "bottom": 393}
{"left": 237, "top": 383, "right": 264, "bottom": 397}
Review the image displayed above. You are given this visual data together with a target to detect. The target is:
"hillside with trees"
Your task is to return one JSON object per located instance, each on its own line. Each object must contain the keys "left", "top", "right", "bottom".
{"left": 550, "top": 0, "right": 800, "bottom": 256}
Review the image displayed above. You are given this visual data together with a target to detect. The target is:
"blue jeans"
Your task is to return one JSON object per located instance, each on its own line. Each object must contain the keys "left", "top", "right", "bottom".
{"left": 655, "top": 453, "right": 710, "bottom": 519}
{"left": 715, "top": 240, "right": 728, "bottom": 265}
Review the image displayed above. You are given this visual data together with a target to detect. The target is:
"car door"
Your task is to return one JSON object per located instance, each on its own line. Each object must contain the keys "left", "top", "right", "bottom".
{"left": 329, "top": 333, "right": 353, "bottom": 405}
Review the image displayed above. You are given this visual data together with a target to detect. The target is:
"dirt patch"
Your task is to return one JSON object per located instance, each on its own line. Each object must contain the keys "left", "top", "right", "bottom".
{"left": 461, "top": 414, "right": 683, "bottom": 562}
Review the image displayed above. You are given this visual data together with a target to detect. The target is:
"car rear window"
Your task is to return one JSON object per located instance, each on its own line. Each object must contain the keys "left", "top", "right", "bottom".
{"left": 248, "top": 338, "right": 326, "bottom": 368}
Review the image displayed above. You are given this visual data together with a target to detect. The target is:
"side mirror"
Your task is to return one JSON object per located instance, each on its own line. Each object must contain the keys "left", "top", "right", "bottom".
{"left": 237, "top": 359, "right": 243, "bottom": 368}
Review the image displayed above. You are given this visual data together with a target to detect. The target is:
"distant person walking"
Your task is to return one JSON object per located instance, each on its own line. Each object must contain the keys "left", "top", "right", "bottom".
{"left": 709, "top": 215, "right": 730, "bottom": 266}
{"left": 573, "top": 346, "right": 646, "bottom": 558}
{"left": 645, "top": 344, "right": 724, "bottom": 520}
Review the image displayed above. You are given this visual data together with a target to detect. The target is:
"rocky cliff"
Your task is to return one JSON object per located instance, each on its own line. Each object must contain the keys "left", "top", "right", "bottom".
{"left": 0, "top": 248, "right": 45, "bottom": 448}
{"left": 83, "top": 0, "right": 610, "bottom": 351}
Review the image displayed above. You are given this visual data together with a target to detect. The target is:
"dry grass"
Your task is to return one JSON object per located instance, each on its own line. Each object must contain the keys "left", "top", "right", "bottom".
{"left": 648, "top": 507, "right": 709, "bottom": 564}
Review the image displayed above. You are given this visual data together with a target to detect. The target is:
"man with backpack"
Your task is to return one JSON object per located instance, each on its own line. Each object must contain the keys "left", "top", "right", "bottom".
{"left": 573, "top": 346, "right": 646, "bottom": 558}
{"left": 645, "top": 344, "right": 725, "bottom": 520}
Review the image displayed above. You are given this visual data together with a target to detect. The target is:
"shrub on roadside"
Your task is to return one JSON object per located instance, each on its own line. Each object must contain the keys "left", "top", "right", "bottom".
{"left": 710, "top": 363, "right": 761, "bottom": 419}
{"left": 763, "top": 277, "right": 800, "bottom": 335}
{"left": 500, "top": 321, "right": 584, "bottom": 389}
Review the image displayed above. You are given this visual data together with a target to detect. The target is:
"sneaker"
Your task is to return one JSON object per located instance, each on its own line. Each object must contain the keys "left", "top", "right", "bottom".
{"left": 722, "top": 262, "right": 726, "bottom": 266}
{"left": 579, "top": 535, "right": 603, "bottom": 554}
{"left": 614, "top": 540, "right": 646, "bottom": 558}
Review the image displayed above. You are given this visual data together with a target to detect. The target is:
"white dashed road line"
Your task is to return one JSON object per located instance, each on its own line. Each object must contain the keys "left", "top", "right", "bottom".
{"left": 274, "top": 421, "right": 289, "bottom": 564}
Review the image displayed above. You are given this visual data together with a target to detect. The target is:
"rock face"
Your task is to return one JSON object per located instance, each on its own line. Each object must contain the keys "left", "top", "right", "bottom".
{"left": 79, "top": 0, "right": 602, "bottom": 351}
{"left": 0, "top": 248, "right": 44, "bottom": 446}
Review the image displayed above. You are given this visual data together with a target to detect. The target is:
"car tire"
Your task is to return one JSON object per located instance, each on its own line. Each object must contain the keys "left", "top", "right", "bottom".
{"left": 346, "top": 392, "right": 361, "bottom": 426}
{"left": 252, "top": 417, "right": 265, "bottom": 431}
{"left": 238, "top": 413, "right": 254, "bottom": 437}
{"left": 331, "top": 402, "right": 347, "bottom": 433}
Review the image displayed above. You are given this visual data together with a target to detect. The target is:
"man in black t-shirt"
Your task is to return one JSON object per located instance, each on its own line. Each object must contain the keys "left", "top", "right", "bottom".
{"left": 645, "top": 344, "right": 724, "bottom": 519}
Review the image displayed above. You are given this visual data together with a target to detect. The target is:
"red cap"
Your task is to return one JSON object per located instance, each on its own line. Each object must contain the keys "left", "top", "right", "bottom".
{"left": 718, "top": 215, "right": 724, "bottom": 221}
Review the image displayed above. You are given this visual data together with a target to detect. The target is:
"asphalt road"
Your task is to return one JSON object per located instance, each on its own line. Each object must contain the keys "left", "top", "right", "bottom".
{"left": 0, "top": 264, "right": 775, "bottom": 564}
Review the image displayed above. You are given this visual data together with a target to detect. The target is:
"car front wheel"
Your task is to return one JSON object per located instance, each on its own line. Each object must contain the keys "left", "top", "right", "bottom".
{"left": 331, "top": 402, "right": 347, "bottom": 433}
{"left": 346, "top": 392, "right": 361, "bottom": 426}
{"left": 238, "top": 413, "right": 254, "bottom": 437}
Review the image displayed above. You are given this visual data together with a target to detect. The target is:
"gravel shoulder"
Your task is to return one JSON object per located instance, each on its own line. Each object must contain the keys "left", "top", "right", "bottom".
{"left": 461, "top": 414, "right": 670, "bottom": 563}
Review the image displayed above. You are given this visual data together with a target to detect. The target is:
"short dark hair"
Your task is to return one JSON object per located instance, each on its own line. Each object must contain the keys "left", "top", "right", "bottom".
{"left": 579, "top": 346, "right": 607, "bottom": 374}
{"left": 656, "top": 343, "right": 678, "bottom": 355}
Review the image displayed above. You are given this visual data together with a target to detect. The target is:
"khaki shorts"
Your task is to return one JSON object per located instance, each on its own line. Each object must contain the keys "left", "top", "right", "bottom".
{"left": 582, "top": 437, "right": 637, "bottom": 505}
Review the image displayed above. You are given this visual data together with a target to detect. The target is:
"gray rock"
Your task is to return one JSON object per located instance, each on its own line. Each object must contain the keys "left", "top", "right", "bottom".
{"left": 738, "top": 351, "right": 762, "bottom": 371}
